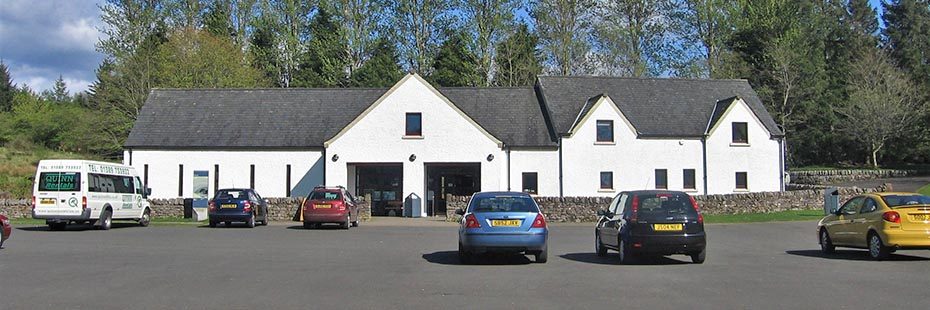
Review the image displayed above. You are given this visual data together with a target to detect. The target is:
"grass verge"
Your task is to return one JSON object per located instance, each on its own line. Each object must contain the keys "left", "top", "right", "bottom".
{"left": 917, "top": 184, "right": 930, "bottom": 196}
{"left": 704, "top": 209, "right": 824, "bottom": 223}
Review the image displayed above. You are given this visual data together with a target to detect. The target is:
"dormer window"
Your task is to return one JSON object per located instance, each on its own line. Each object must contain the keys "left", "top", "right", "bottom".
{"left": 732, "top": 122, "right": 748, "bottom": 144}
{"left": 406, "top": 113, "right": 422, "bottom": 137}
{"left": 596, "top": 120, "right": 614, "bottom": 143}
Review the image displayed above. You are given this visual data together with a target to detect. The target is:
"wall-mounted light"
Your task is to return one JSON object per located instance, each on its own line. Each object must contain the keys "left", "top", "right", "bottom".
{"left": 486, "top": 154, "right": 494, "bottom": 162}
{"left": 409, "top": 154, "right": 416, "bottom": 162}
{"left": 331, "top": 154, "right": 339, "bottom": 162}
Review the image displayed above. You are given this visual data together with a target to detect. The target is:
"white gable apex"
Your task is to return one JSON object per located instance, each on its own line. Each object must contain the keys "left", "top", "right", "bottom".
{"left": 567, "top": 95, "right": 638, "bottom": 138}
{"left": 705, "top": 97, "right": 774, "bottom": 138}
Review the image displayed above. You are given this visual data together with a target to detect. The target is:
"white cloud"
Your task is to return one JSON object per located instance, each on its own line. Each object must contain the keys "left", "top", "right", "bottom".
{"left": 55, "top": 18, "right": 103, "bottom": 52}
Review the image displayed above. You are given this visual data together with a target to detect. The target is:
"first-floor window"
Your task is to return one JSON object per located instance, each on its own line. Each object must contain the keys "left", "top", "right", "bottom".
{"left": 600, "top": 171, "right": 613, "bottom": 190}
{"left": 522, "top": 172, "right": 538, "bottom": 194}
{"left": 736, "top": 172, "right": 748, "bottom": 190}
{"left": 683, "top": 169, "right": 696, "bottom": 190}
{"left": 655, "top": 169, "right": 668, "bottom": 189}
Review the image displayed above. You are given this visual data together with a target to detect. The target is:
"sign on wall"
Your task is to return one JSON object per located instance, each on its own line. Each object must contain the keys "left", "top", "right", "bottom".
{"left": 193, "top": 170, "right": 209, "bottom": 199}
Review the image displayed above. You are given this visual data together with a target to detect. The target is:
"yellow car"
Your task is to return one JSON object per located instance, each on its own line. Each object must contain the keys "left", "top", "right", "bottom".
{"left": 818, "top": 192, "right": 930, "bottom": 260}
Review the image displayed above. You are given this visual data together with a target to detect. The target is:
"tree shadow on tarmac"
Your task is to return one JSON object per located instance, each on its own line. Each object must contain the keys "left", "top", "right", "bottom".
{"left": 786, "top": 249, "right": 930, "bottom": 261}
{"left": 422, "top": 251, "right": 533, "bottom": 266}
{"left": 560, "top": 252, "right": 691, "bottom": 265}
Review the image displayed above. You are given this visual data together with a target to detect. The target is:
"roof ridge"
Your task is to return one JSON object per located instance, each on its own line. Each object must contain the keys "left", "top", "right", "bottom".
{"left": 537, "top": 75, "right": 749, "bottom": 82}
{"left": 151, "top": 87, "right": 391, "bottom": 91}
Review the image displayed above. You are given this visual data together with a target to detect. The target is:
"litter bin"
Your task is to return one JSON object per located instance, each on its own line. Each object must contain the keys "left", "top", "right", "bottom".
{"left": 183, "top": 198, "right": 194, "bottom": 219}
{"left": 404, "top": 193, "right": 422, "bottom": 218}
{"left": 823, "top": 188, "right": 839, "bottom": 215}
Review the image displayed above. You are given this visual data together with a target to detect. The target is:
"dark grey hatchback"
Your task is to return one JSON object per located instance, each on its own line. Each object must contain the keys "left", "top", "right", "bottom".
{"left": 595, "top": 190, "right": 706, "bottom": 264}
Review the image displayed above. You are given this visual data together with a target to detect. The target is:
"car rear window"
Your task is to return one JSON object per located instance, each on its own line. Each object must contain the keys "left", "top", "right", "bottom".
{"left": 469, "top": 196, "right": 539, "bottom": 213}
{"left": 216, "top": 190, "right": 247, "bottom": 200}
{"left": 310, "top": 190, "right": 342, "bottom": 201}
{"left": 881, "top": 195, "right": 930, "bottom": 208}
{"left": 38, "top": 172, "right": 81, "bottom": 192}
{"left": 634, "top": 193, "right": 697, "bottom": 218}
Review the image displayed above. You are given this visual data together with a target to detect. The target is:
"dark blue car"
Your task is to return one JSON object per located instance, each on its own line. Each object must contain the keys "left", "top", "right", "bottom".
{"left": 208, "top": 188, "right": 269, "bottom": 228}
{"left": 456, "top": 192, "right": 549, "bottom": 264}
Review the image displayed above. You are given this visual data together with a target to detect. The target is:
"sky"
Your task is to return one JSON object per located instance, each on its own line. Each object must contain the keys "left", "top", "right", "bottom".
{"left": 0, "top": 0, "right": 888, "bottom": 95}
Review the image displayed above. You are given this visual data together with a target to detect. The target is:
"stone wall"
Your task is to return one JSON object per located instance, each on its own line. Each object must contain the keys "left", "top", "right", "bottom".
{"left": 445, "top": 185, "right": 887, "bottom": 223}
{"left": 0, "top": 196, "right": 371, "bottom": 222}
{"left": 789, "top": 169, "right": 919, "bottom": 185}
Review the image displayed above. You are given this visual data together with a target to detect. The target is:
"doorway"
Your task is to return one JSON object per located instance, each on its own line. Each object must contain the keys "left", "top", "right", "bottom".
{"left": 352, "top": 164, "right": 403, "bottom": 216}
{"left": 425, "top": 163, "right": 481, "bottom": 217}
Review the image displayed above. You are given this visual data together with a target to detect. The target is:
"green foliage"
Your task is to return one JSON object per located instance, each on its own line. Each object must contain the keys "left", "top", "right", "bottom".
{"left": 917, "top": 184, "right": 930, "bottom": 196}
{"left": 154, "top": 28, "right": 267, "bottom": 88}
{"left": 532, "top": 0, "right": 594, "bottom": 75}
{"left": 0, "top": 145, "right": 98, "bottom": 198}
{"left": 293, "top": 3, "right": 350, "bottom": 87}
{"left": 347, "top": 38, "right": 404, "bottom": 87}
{"left": 494, "top": 24, "right": 543, "bottom": 87}
{"left": 431, "top": 31, "right": 481, "bottom": 87}
{"left": 0, "top": 61, "right": 14, "bottom": 112}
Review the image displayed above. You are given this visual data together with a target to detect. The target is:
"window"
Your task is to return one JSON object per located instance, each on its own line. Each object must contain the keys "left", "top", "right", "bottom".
{"left": 861, "top": 198, "right": 879, "bottom": 213}
{"left": 735, "top": 172, "right": 748, "bottom": 190}
{"left": 522, "top": 172, "right": 538, "bottom": 194}
{"left": 286, "top": 165, "right": 292, "bottom": 197}
{"left": 732, "top": 122, "right": 748, "bottom": 144}
{"left": 88, "top": 173, "right": 134, "bottom": 194}
{"left": 178, "top": 165, "right": 184, "bottom": 196}
{"left": 655, "top": 169, "right": 668, "bottom": 189}
{"left": 596, "top": 120, "right": 614, "bottom": 142}
{"left": 250, "top": 164, "right": 255, "bottom": 189}
{"left": 683, "top": 169, "right": 696, "bottom": 190}
{"left": 468, "top": 195, "right": 539, "bottom": 213}
{"left": 38, "top": 172, "right": 81, "bottom": 192}
{"left": 214, "top": 164, "right": 220, "bottom": 194}
{"left": 607, "top": 194, "right": 622, "bottom": 214}
{"left": 840, "top": 197, "right": 864, "bottom": 215}
{"left": 600, "top": 171, "right": 613, "bottom": 190}
{"left": 405, "top": 112, "right": 422, "bottom": 136}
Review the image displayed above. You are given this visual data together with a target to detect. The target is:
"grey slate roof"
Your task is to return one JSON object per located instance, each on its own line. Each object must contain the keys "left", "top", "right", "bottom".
{"left": 536, "top": 76, "right": 784, "bottom": 138}
{"left": 124, "top": 88, "right": 388, "bottom": 148}
{"left": 438, "top": 87, "right": 557, "bottom": 147}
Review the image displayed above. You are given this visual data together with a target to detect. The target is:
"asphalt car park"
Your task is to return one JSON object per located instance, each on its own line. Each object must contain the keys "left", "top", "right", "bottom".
{"left": 0, "top": 220, "right": 928, "bottom": 309}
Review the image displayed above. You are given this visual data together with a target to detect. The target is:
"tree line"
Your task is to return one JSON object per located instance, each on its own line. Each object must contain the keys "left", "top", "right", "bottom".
{"left": 0, "top": 0, "right": 928, "bottom": 169}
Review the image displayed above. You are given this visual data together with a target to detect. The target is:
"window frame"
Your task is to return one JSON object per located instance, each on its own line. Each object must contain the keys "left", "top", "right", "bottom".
{"left": 732, "top": 122, "right": 749, "bottom": 144}
{"left": 735, "top": 171, "right": 748, "bottom": 190}
{"left": 683, "top": 169, "right": 696, "bottom": 190}
{"left": 521, "top": 172, "right": 538, "bottom": 195}
{"left": 405, "top": 112, "right": 423, "bottom": 137}
{"left": 596, "top": 120, "right": 614, "bottom": 143}
{"left": 599, "top": 171, "right": 614, "bottom": 190}
{"left": 655, "top": 169, "right": 668, "bottom": 190}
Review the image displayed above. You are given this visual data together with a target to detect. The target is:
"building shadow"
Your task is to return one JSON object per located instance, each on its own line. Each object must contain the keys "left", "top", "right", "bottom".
{"left": 560, "top": 252, "right": 691, "bottom": 265}
{"left": 785, "top": 249, "right": 930, "bottom": 261}
{"left": 422, "top": 251, "right": 533, "bottom": 266}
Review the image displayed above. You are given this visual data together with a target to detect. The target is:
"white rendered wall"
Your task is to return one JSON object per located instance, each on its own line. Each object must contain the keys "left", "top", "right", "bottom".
{"left": 125, "top": 149, "right": 323, "bottom": 199}
{"left": 705, "top": 99, "right": 782, "bottom": 194}
{"left": 561, "top": 97, "right": 705, "bottom": 197}
{"left": 508, "top": 149, "right": 560, "bottom": 196}
{"left": 325, "top": 75, "right": 505, "bottom": 216}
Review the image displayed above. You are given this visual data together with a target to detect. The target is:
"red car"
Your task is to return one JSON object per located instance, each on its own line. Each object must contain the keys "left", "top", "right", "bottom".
{"left": 1, "top": 214, "right": 11, "bottom": 248}
{"left": 302, "top": 186, "right": 360, "bottom": 229}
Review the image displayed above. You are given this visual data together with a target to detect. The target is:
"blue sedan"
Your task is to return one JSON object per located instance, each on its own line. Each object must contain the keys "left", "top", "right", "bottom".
{"left": 456, "top": 192, "right": 549, "bottom": 264}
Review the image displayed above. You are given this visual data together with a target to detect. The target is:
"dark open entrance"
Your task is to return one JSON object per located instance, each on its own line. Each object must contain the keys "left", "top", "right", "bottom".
{"left": 353, "top": 163, "right": 403, "bottom": 216}
{"left": 425, "top": 163, "right": 481, "bottom": 217}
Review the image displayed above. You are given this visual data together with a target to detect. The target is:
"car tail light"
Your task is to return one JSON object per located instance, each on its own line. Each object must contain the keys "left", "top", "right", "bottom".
{"left": 208, "top": 200, "right": 216, "bottom": 211}
{"left": 531, "top": 213, "right": 547, "bottom": 228}
{"left": 464, "top": 214, "right": 481, "bottom": 228}
{"left": 243, "top": 201, "right": 252, "bottom": 212}
{"left": 630, "top": 196, "right": 639, "bottom": 223}
{"left": 882, "top": 211, "right": 901, "bottom": 223}
{"left": 689, "top": 195, "right": 704, "bottom": 224}
{"left": 82, "top": 196, "right": 87, "bottom": 210}
{"left": 32, "top": 196, "right": 36, "bottom": 209}
{"left": 337, "top": 202, "right": 346, "bottom": 211}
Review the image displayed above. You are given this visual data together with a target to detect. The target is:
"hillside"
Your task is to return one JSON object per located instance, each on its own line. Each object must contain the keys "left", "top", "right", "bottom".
{"left": 0, "top": 146, "right": 101, "bottom": 198}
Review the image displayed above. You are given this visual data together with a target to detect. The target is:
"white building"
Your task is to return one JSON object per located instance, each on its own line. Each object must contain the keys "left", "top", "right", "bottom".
{"left": 124, "top": 74, "right": 785, "bottom": 216}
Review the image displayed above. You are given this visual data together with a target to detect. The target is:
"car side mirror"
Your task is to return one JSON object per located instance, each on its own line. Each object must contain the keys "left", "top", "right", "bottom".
{"left": 144, "top": 188, "right": 152, "bottom": 197}
{"left": 596, "top": 209, "right": 606, "bottom": 216}
{"left": 454, "top": 208, "right": 465, "bottom": 216}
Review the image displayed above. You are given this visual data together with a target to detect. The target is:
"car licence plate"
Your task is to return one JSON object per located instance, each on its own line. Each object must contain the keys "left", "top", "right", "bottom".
{"left": 221, "top": 204, "right": 238, "bottom": 209}
{"left": 41, "top": 198, "right": 56, "bottom": 205}
{"left": 314, "top": 204, "right": 331, "bottom": 209}
{"left": 910, "top": 214, "right": 930, "bottom": 222}
{"left": 491, "top": 220, "right": 521, "bottom": 227}
{"left": 653, "top": 224, "right": 683, "bottom": 231}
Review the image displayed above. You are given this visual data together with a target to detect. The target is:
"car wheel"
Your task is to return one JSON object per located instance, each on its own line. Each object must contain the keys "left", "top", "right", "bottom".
{"left": 535, "top": 244, "right": 548, "bottom": 264}
{"left": 139, "top": 209, "right": 151, "bottom": 227}
{"left": 351, "top": 219, "right": 359, "bottom": 227}
{"left": 819, "top": 228, "right": 835, "bottom": 254}
{"left": 247, "top": 215, "right": 256, "bottom": 228}
{"left": 868, "top": 232, "right": 891, "bottom": 261}
{"left": 99, "top": 210, "right": 112, "bottom": 231}
{"left": 209, "top": 221, "right": 217, "bottom": 228}
{"left": 691, "top": 247, "right": 706, "bottom": 264}
{"left": 342, "top": 214, "right": 351, "bottom": 230}
{"left": 595, "top": 233, "right": 607, "bottom": 257}
{"left": 618, "top": 238, "right": 633, "bottom": 264}
{"left": 458, "top": 243, "right": 472, "bottom": 264}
